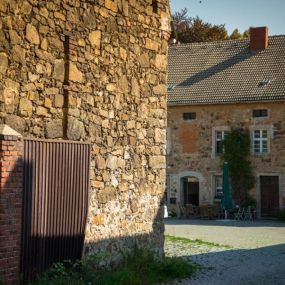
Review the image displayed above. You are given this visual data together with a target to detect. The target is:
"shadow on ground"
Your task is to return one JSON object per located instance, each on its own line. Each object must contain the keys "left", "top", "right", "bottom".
{"left": 166, "top": 241, "right": 285, "bottom": 285}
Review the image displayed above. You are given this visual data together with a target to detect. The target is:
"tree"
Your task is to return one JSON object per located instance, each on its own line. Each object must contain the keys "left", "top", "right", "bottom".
{"left": 171, "top": 8, "right": 248, "bottom": 43}
{"left": 230, "top": 29, "right": 242, "bottom": 40}
{"left": 242, "top": 29, "right": 250, "bottom": 38}
{"left": 223, "top": 129, "right": 255, "bottom": 207}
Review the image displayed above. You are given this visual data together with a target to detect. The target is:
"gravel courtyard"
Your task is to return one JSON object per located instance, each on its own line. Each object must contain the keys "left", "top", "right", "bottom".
{"left": 165, "top": 219, "right": 285, "bottom": 285}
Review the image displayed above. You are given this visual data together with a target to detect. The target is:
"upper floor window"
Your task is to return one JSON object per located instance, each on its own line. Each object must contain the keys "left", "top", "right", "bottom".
{"left": 253, "top": 129, "right": 268, "bottom": 154}
{"left": 253, "top": 109, "right": 268, "bottom": 118}
{"left": 215, "top": 130, "right": 228, "bottom": 154}
{"left": 183, "top": 112, "right": 196, "bottom": 121}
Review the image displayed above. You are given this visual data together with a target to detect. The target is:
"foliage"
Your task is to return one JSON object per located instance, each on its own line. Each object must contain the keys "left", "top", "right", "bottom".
{"left": 171, "top": 8, "right": 249, "bottom": 43}
{"left": 165, "top": 235, "right": 232, "bottom": 249}
{"left": 229, "top": 29, "right": 242, "bottom": 40}
{"left": 30, "top": 246, "right": 196, "bottom": 285}
{"left": 276, "top": 209, "right": 285, "bottom": 221}
{"left": 223, "top": 129, "right": 255, "bottom": 206}
{"left": 169, "top": 208, "right": 177, "bottom": 217}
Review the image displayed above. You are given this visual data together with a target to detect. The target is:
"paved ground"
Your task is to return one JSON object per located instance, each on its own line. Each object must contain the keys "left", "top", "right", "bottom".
{"left": 164, "top": 219, "right": 285, "bottom": 285}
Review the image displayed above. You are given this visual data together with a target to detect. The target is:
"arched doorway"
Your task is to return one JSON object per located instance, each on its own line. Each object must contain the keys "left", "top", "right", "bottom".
{"left": 182, "top": 176, "right": 199, "bottom": 206}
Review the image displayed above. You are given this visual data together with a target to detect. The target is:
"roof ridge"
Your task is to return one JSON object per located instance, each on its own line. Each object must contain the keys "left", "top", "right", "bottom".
{"left": 169, "top": 34, "right": 285, "bottom": 49}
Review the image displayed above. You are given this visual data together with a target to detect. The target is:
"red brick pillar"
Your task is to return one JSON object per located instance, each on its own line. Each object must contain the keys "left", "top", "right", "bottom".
{"left": 0, "top": 128, "right": 23, "bottom": 285}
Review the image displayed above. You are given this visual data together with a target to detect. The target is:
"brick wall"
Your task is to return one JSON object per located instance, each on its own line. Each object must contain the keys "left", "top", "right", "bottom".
{"left": 0, "top": 135, "right": 23, "bottom": 285}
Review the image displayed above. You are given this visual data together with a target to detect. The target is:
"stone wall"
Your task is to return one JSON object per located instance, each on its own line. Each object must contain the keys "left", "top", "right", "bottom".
{"left": 167, "top": 102, "right": 285, "bottom": 216}
{"left": 0, "top": 0, "right": 171, "bottom": 262}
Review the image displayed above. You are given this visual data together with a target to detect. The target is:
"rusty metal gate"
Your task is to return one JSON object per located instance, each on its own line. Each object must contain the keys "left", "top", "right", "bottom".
{"left": 20, "top": 138, "right": 91, "bottom": 283}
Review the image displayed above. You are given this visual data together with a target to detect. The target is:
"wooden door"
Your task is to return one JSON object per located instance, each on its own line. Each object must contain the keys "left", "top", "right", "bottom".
{"left": 260, "top": 176, "right": 279, "bottom": 217}
{"left": 183, "top": 180, "right": 199, "bottom": 206}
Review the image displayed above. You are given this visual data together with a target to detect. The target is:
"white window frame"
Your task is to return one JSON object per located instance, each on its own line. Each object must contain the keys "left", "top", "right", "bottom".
{"left": 251, "top": 125, "right": 272, "bottom": 155}
{"left": 213, "top": 175, "right": 223, "bottom": 199}
{"left": 212, "top": 127, "right": 230, "bottom": 157}
{"left": 253, "top": 129, "right": 268, "bottom": 154}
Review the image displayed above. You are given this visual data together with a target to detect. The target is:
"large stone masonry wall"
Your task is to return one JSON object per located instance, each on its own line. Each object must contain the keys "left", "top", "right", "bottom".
{"left": 0, "top": 0, "right": 171, "bottom": 259}
{"left": 167, "top": 102, "right": 285, "bottom": 215}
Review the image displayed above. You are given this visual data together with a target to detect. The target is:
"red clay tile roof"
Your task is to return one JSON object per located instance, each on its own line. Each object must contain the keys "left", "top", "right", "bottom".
{"left": 167, "top": 36, "right": 285, "bottom": 105}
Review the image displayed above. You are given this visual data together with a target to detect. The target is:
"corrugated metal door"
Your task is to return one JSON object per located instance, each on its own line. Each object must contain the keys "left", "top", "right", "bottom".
{"left": 21, "top": 138, "right": 91, "bottom": 284}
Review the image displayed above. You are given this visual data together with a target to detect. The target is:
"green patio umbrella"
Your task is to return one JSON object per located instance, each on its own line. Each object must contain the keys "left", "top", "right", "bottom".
{"left": 221, "top": 162, "right": 233, "bottom": 219}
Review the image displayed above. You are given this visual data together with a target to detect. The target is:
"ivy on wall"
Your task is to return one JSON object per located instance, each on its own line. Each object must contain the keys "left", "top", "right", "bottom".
{"left": 223, "top": 129, "right": 255, "bottom": 207}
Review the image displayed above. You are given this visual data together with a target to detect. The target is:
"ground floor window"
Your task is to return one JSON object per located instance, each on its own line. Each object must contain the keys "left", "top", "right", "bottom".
{"left": 182, "top": 177, "right": 199, "bottom": 206}
{"left": 214, "top": 175, "right": 223, "bottom": 199}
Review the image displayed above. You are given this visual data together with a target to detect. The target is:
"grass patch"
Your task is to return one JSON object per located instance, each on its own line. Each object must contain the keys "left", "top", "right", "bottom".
{"left": 165, "top": 235, "right": 232, "bottom": 248}
{"left": 30, "top": 246, "right": 197, "bottom": 285}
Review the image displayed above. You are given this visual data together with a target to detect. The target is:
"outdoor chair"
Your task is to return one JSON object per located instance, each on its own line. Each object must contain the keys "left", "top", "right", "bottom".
{"left": 199, "top": 205, "right": 210, "bottom": 219}
{"left": 178, "top": 203, "right": 186, "bottom": 218}
{"left": 234, "top": 207, "right": 244, "bottom": 220}
{"left": 211, "top": 205, "right": 220, "bottom": 219}
{"left": 185, "top": 204, "right": 195, "bottom": 218}
{"left": 244, "top": 206, "right": 253, "bottom": 221}
{"left": 193, "top": 206, "right": 200, "bottom": 218}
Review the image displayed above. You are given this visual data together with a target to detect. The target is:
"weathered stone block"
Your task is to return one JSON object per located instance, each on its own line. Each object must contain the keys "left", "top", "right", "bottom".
{"left": 53, "top": 59, "right": 65, "bottom": 81}
{"left": 5, "top": 115, "right": 25, "bottom": 134}
{"left": 36, "top": 106, "right": 49, "bottom": 117}
{"left": 145, "top": 38, "right": 159, "bottom": 51}
{"left": 149, "top": 156, "right": 166, "bottom": 169}
{"left": 137, "top": 53, "right": 150, "bottom": 68}
{"left": 89, "top": 31, "right": 101, "bottom": 48}
{"left": 155, "top": 128, "right": 166, "bottom": 143}
{"left": 54, "top": 94, "right": 64, "bottom": 108}
{"left": 0, "top": 53, "right": 8, "bottom": 74}
{"left": 19, "top": 98, "right": 32, "bottom": 117}
{"left": 118, "top": 75, "right": 128, "bottom": 93}
{"left": 153, "top": 84, "right": 166, "bottom": 95}
{"left": 46, "top": 119, "right": 63, "bottom": 139}
{"left": 97, "top": 187, "right": 116, "bottom": 204}
{"left": 67, "top": 117, "right": 85, "bottom": 140}
{"left": 155, "top": 54, "right": 167, "bottom": 71}
{"left": 69, "top": 62, "right": 84, "bottom": 83}
{"left": 12, "top": 45, "right": 25, "bottom": 63}
{"left": 105, "top": 0, "right": 118, "bottom": 12}
{"left": 26, "top": 23, "right": 40, "bottom": 45}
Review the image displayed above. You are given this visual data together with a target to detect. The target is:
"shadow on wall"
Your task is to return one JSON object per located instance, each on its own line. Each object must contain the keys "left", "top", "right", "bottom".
{"left": 0, "top": 157, "right": 165, "bottom": 284}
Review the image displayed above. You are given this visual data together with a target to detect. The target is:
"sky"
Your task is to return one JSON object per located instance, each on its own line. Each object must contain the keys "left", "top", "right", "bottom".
{"left": 170, "top": 0, "right": 285, "bottom": 36}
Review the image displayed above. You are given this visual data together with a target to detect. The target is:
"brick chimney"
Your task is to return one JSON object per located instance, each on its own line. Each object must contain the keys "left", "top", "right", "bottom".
{"left": 250, "top": 26, "right": 268, "bottom": 52}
